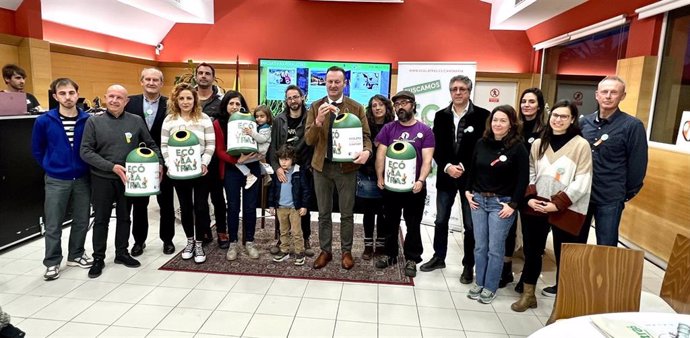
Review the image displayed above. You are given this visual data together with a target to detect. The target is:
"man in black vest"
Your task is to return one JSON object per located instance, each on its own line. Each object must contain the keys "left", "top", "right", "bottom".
{"left": 420, "top": 75, "right": 490, "bottom": 285}
{"left": 124, "top": 68, "right": 176, "bottom": 256}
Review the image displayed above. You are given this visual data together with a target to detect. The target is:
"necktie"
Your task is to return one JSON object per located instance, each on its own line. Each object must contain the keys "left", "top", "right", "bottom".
{"left": 326, "top": 101, "right": 338, "bottom": 160}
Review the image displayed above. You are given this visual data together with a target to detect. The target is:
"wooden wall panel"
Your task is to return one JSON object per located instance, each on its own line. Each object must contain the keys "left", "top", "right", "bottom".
{"left": 0, "top": 43, "right": 18, "bottom": 66}
{"left": 50, "top": 52, "right": 150, "bottom": 105}
{"left": 620, "top": 148, "right": 690, "bottom": 262}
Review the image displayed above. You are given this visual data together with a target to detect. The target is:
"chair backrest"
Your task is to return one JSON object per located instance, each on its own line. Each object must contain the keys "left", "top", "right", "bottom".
{"left": 660, "top": 234, "right": 690, "bottom": 314}
{"left": 548, "top": 243, "right": 644, "bottom": 323}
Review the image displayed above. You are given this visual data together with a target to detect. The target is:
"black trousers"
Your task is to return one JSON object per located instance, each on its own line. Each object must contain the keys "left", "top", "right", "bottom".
{"left": 382, "top": 188, "right": 426, "bottom": 263}
{"left": 207, "top": 157, "right": 227, "bottom": 234}
{"left": 174, "top": 176, "right": 211, "bottom": 241}
{"left": 504, "top": 216, "right": 518, "bottom": 258}
{"left": 129, "top": 174, "right": 175, "bottom": 245}
{"left": 359, "top": 196, "right": 384, "bottom": 239}
{"left": 519, "top": 212, "right": 551, "bottom": 284}
{"left": 91, "top": 175, "right": 132, "bottom": 260}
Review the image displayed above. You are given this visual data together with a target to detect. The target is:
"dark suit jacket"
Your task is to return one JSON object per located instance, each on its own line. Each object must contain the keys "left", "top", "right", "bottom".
{"left": 125, "top": 94, "right": 168, "bottom": 148}
{"left": 433, "top": 100, "right": 490, "bottom": 191}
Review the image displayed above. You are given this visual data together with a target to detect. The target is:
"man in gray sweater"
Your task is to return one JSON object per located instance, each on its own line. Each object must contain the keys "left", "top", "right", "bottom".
{"left": 80, "top": 84, "right": 162, "bottom": 279}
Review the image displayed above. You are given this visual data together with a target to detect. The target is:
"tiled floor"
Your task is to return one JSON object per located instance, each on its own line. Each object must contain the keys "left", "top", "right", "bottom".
{"left": 0, "top": 206, "right": 666, "bottom": 337}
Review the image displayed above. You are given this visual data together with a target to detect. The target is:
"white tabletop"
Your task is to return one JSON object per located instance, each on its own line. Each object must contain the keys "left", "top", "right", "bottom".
{"left": 529, "top": 312, "right": 690, "bottom": 338}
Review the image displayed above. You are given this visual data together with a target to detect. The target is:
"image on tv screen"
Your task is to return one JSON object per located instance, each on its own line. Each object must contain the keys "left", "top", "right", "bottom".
{"left": 259, "top": 59, "right": 392, "bottom": 115}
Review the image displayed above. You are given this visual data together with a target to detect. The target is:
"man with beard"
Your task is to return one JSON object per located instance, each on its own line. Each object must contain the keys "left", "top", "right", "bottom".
{"left": 2, "top": 64, "right": 41, "bottom": 111}
{"left": 420, "top": 75, "right": 489, "bottom": 285}
{"left": 268, "top": 85, "right": 315, "bottom": 256}
{"left": 305, "top": 66, "right": 372, "bottom": 270}
{"left": 125, "top": 68, "right": 176, "bottom": 256}
{"left": 196, "top": 62, "right": 227, "bottom": 246}
{"left": 32, "top": 78, "right": 92, "bottom": 280}
{"left": 373, "top": 91, "right": 434, "bottom": 277}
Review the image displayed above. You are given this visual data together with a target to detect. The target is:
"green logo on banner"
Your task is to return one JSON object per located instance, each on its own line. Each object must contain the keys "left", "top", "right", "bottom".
{"left": 404, "top": 80, "right": 442, "bottom": 95}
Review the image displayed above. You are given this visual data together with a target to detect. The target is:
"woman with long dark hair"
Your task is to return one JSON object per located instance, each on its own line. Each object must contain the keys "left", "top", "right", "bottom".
{"left": 212, "top": 90, "right": 263, "bottom": 260}
{"left": 503, "top": 88, "right": 546, "bottom": 291}
{"left": 511, "top": 99, "right": 592, "bottom": 312}
{"left": 357, "top": 94, "right": 395, "bottom": 259}
{"left": 464, "top": 105, "right": 529, "bottom": 304}
{"left": 161, "top": 83, "right": 215, "bottom": 263}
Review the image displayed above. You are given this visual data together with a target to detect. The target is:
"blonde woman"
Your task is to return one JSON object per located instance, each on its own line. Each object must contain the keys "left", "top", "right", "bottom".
{"left": 161, "top": 83, "right": 215, "bottom": 263}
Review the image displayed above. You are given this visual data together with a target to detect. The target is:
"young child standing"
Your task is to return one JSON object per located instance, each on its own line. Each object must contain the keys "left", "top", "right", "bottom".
{"left": 238, "top": 105, "right": 272, "bottom": 188}
{"left": 269, "top": 145, "right": 312, "bottom": 266}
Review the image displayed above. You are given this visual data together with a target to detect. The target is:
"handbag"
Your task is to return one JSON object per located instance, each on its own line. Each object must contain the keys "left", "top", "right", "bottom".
{"left": 356, "top": 172, "right": 382, "bottom": 199}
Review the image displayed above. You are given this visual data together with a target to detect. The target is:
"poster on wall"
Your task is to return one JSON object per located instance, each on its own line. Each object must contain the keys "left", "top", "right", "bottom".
{"left": 474, "top": 81, "right": 518, "bottom": 111}
{"left": 675, "top": 111, "right": 690, "bottom": 153}
{"left": 396, "top": 61, "right": 477, "bottom": 229}
{"left": 556, "top": 83, "right": 598, "bottom": 116}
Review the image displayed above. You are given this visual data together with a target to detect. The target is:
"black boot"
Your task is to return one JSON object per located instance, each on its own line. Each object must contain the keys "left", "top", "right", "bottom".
{"left": 362, "top": 237, "right": 374, "bottom": 260}
{"left": 498, "top": 261, "right": 514, "bottom": 288}
{"left": 514, "top": 275, "right": 525, "bottom": 293}
{"left": 374, "top": 237, "right": 385, "bottom": 255}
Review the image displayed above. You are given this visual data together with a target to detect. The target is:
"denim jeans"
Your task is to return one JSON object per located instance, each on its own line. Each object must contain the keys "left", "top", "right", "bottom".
{"left": 585, "top": 201, "right": 625, "bottom": 246}
{"left": 470, "top": 193, "right": 516, "bottom": 293}
{"left": 433, "top": 188, "right": 475, "bottom": 267}
{"left": 224, "top": 163, "right": 261, "bottom": 243}
{"left": 43, "top": 175, "right": 91, "bottom": 267}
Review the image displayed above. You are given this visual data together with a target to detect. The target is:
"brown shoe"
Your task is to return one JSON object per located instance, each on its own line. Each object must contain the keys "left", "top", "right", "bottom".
{"left": 313, "top": 251, "right": 333, "bottom": 269}
{"left": 341, "top": 252, "right": 354, "bottom": 270}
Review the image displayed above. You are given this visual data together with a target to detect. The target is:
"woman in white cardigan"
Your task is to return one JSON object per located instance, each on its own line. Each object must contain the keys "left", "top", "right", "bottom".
{"left": 161, "top": 83, "right": 215, "bottom": 264}
{"left": 511, "top": 99, "right": 592, "bottom": 312}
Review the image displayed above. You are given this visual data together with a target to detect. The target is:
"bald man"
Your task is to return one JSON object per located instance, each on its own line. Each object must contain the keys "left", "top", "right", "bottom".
{"left": 80, "top": 84, "right": 162, "bottom": 278}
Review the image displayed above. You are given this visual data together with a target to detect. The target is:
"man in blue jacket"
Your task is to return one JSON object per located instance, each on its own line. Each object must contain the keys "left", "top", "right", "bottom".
{"left": 32, "top": 78, "right": 92, "bottom": 281}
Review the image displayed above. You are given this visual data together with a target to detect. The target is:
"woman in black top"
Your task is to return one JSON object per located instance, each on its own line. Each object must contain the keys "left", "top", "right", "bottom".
{"left": 357, "top": 94, "right": 394, "bottom": 259}
{"left": 503, "top": 88, "right": 546, "bottom": 291}
{"left": 464, "top": 105, "right": 529, "bottom": 304}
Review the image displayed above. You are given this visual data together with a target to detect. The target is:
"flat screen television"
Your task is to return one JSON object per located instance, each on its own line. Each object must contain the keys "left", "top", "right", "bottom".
{"left": 258, "top": 58, "right": 392, "bottom": 115}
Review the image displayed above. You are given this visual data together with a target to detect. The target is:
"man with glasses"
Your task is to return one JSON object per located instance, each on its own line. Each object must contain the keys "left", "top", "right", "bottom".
{"left": 268, "top": 85, "right": 315, "bottom": 257}
{"left": 420, "top": 75, "right": 489, "bottom": 285}
{"left": 305, "top": 66, "right": 372, "bottom": 270}
{"left": 581, "top": 77, "right": 648, "bottom": 245}
{"left": 373, "top": 91, "right": 435, "bottom": 277}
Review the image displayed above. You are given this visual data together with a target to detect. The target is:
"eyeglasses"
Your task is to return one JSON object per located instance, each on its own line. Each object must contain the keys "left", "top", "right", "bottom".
{"left": 286, "top": 95, "right": 301, "bottom": 102}
{"left": 450, "top": 87, "right": 469, "bottom": 94}
{"left": 550, "top": 113, "right": 572, "bottom": 120}
{"left": 393, "top": 100, "right": 412, "bottom": 107}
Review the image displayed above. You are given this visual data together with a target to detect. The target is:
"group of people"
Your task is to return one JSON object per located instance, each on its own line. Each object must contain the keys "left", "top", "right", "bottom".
{"left": 28, "top": 61, "right": 647, "bottom": 310}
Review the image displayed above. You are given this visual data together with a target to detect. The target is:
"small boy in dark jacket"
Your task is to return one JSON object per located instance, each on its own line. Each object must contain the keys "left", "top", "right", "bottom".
{"left": 269, "top": 145, "right": 312, "bottom": 265}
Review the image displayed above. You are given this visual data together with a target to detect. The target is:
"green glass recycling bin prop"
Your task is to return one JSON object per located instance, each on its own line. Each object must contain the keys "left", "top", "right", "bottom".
{"left": 384, "top": 140, "right": 417, "bottom": 192}
{"left": 167, "top": 128, "right": 202, "bottom": 179}
{"left": 331, "top": 112, "right": 363, "bottom": 162}
{"left": 227, "top": 110, "right": 258, "bottom": 156}
{"left": 125, "top": 144, "right": 160, "bottom": 197}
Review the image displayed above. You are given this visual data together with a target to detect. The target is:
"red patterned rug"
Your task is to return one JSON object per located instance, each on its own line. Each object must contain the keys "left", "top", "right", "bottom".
{"left": 159, "top": 218, "right": 414, "bottom": 286}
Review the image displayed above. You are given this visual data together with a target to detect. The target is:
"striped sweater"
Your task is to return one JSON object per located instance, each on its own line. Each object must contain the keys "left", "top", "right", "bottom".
{"left": 161, "top": 114, "right": 216, "bottom": 167}
{"left": 526, "top": 135, "right": 592, "bottom": 233}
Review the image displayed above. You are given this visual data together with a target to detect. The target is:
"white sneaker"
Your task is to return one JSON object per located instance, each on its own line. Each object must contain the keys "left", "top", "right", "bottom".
{"left": 193, "top": 241, "right": 206, "bottom": 264}
{"left": 67, "top": 254, "right": 94, "bottom": 268}
{"left": 44, "top": 265, "right": 60, "bottom": 280}
{"left": 261, "top": 162, "right": 274, "bottom": 175}
{"left": 245, "top": 174, "right": 258, "bottom": 189}
{"left": 246, "top": 241, "right": 260, "bottom": 259}
{"left": 181, "top": 238, "right": 194, "bottom": 260}
{"left": 226, "top": 242, "right": 239, "bottom": 261}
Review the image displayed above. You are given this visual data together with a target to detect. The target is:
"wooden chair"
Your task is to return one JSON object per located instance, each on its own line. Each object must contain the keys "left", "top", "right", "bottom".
{"left": 546, "top": 243, "right": 644, "bottom": 325}
{"left": 659, "top": 234, "right": 690, "bottom": 314}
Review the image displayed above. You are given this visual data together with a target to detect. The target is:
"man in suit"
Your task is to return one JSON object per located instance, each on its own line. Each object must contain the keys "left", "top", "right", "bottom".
{"left": 419, "top": 75, "right": 490, "bottom": 285}
{"left": 124, "top": 68, "right": 176, "bottom": 255}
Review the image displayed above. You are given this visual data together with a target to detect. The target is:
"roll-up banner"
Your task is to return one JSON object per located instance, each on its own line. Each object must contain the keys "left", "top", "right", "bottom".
{"left": 396, "top": 62, "right": 477, "bottom": 230}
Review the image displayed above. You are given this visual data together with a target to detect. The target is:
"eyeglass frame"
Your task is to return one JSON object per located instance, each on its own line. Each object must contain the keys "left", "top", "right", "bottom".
{"left": 393, "top": 99, "right": 413, "bottom": 107}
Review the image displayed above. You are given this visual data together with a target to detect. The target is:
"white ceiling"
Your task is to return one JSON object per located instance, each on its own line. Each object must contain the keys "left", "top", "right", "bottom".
{"left": 484, "top": 0, "right": 588, "bottom": 30}
{"left": 0, "top": 0, "right": 592, "bottom": 46}
{"left": 0, "top": 0, "right": 213, "bottom": 46}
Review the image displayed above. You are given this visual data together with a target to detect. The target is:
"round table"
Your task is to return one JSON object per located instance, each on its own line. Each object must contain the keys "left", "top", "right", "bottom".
{"left": 529, "top": 312, "right": 690, "bottom": 338}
